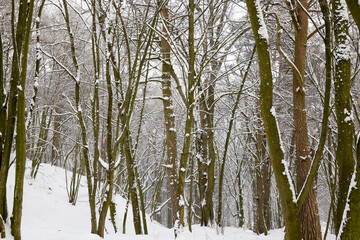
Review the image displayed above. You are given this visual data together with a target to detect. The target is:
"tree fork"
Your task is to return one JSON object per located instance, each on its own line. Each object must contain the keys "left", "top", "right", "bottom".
{"left": 246, "top": 0, "right": 331, "bottom": 238}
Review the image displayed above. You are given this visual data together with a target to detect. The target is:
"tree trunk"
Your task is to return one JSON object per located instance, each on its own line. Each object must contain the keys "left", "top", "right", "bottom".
{"left": 0, "top": 215, "right": 4, "bottom": 238}
{"left": 237, "top": 164, "right": 245, "bottom": 228}
{"left": 0, "top": 0, "right": 30, "bottom": 222}
{"left": 344, "top": 0, "right": 360, "bottom": 29}
{"left": 254, "top": 111, "right": 271, "bottom": 234}
{"left": 332, "top": 0, "right": 356, "bottom": 237}
{"left": 177, "top": 0, "right": 196, "bottom": 228}
{"left": 197, "top": 94, "right": 209, "bottom": 226}
{"left": 51, "top": 109, "right": 61, "bottom": 166}
{"left": 339, "top": 136, "right": 360, "bottom": 239}
{"left": 11, "top": 0, "right": 35, "bottom": 239}
{"left": 62, "top": 0, "right": 97, "bottom": 233}
{"left": 97, "top": 35, "right": 115, "bottom": 238}
{"left": 159, "top": 1, "right": 179, "bottom": 227}
{"left": 291, "top": 1, "right": 321, "bottom": 239}
{"left": 123, "top": 129, "right": 142, "bottom": 234}
{"left": 90, "top": 0, "right": 100, "bottom": 231}
{"left": 0, "top": 23, "right": 7, "bottom": 225}
{"left": 245, "top": 1, "right": 302, "bottom": 239}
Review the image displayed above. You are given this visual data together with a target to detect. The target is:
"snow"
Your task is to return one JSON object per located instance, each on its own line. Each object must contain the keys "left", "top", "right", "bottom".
{"left": 179, "top": 195, "right": 185, "bottom": 207}
{"left": 281, "top": 159, "right": 297, "bottom": 203}
{"left": 334, "top": 0, "right": 351, "bottom": 62}
{"left": 337, "top": 166, "right": 357, "bottom": 239}
{"left": 2, "top": 162, "right": 334, "bottom": 240}
{"left": 270, "top": 106, "right": 296, "bottom": 202}
{"left": 75, "top": 71, "right": 81, "bottom": 84}
{"left": 98, "top": 157, "right": 109, "bottom": 170}
{"left": 163, "top": 164, "right": 173, "bottom": 169}
{"left": 254, "top": 0, "right": 269, "bottom": 41}
{"left": 114, "top": 154, "right": 121, "bottom": 169}
{"left": 344, "top": 114, "right": 353, "bottom": 123}
{"left": 343, "top": 108, "right": 353, "bottom": 123}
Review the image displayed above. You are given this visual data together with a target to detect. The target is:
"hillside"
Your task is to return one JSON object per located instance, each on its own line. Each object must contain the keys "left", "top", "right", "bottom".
{"left": 1, "top": 163, "right": 293, "bottom": 240}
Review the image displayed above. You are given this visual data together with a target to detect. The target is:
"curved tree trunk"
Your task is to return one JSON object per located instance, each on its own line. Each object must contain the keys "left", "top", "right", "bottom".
{"left": 245, "top": 1, "right": 302, "bottom": 239}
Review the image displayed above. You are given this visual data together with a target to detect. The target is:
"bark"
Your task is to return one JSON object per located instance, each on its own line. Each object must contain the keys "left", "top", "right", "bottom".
{"left": 97, "top": 35, "right": 115, "bottom": 237}
{"left": 11, "top": 0, "right": 35, "bottom": 239}
{"left": 0, "top": 26, "right": 6, "bottom": 224}
{"left": 26, "top": 0, "right": 46, "bottom": 131}
{"left": 0, "top": 0, "right": 29, "bottom": 222}
{"left": 0, "top": 215, "right": 4, "bottom": 238}
{"left": 254, "top": 111, "right": 271, "bottom": 234}
{"left": 197, "top": 94, "right": 209, "bottom": 226}
{"left": 187, "top": 153, "right": 195, "bottom": 232}
{"left": 68, "top": 143, "right": 81, "bottom": 205}
{"left": 254, "top": 137, "right": 266, "bottom": 234}
{"left": 236, "top": 165, "right": 245, "bottom": 228}
{"left": 344, "top": 0, "right": 360, "bottom": 29}
{"left": 51, "top": 113, "right": 61, "bottom": 166}
{"left": 204, "top": 95, "right": 215, "bottom": 226}
{"left": 246, "top": 1, "right": 301, "bottom": 239}
{"left": 247, "top": 0, "right": 332, "bottom": 237}
{"left": 90, "top": 0, "right": 100, "bottom": 233}
{"left": 332, "top": 0, "right": 356, "bottom": 237}
{"left": 122, "top": 129, "right": 142, "bottom": 234}
{"left": 332, "top": 0, "right": 355, "bottom": 235}
{"left": 262, "top": 152, "right": 271, "bottom": 231}
{"left": 0, "top": 22, "right": 4, "bottom": 133}
{"left": 339, "top": 136, "right": 360, "bottom": 239}
{"left": 134, "top": 164, "right": 148, "bottom": 234}
{"left": 291, "top": 1, "right": 321, "bottom": 239}
{"left": 159, "top": 1, "right": 179, "bottom": 226}
{"left": 177, "top": 0, "right": 196, "bottom": 228}
{"left": 319, "top": 0, "right": 333, "bottom": 238}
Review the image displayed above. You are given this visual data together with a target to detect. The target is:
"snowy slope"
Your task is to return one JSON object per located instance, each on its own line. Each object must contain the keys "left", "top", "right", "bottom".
{"left": 3, "top": 163, "right": 333, "bottom": 240}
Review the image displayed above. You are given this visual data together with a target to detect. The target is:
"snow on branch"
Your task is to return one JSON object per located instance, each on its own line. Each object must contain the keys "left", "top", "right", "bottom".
{"left": 270, "top": 106, "right": 297, "bottom": 203}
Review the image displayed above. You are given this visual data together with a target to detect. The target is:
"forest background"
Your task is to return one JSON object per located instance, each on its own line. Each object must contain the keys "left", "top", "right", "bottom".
{"left": 0, "top": 0, "right": 360, "bottom": 239}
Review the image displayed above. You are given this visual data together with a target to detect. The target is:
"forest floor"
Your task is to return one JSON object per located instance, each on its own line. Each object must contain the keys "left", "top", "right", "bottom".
{"left": 3, "top": 163, "right": 334, "bottom": 240}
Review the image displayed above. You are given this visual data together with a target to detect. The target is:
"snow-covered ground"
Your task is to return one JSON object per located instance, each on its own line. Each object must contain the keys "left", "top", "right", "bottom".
{"left": 3, "top": 163, "right": 333, "bottom": 240}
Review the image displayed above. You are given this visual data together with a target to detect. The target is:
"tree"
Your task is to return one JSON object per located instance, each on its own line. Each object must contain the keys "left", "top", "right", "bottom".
{"left": 177, "top": 0, "right": 196, "bottom": 228}
{"left": 159, "top": 0, "right": 179, "bottom": 226}
{"left": 287, "top": 0, "right": 321, "bottom": 238}
{"left": 245, "top": 0, "right": 331, "bottom": 238}
{"left": 0, "top": 0, "right": 35, "bottom": 239}
{"left": 332, "top": 0, "right": 358, "bottom": 238}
